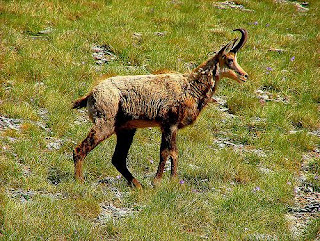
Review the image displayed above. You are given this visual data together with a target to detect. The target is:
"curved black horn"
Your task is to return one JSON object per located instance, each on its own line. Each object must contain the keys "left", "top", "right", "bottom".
{"left": 230, "top": 28, "right": 248, "bottom": 53}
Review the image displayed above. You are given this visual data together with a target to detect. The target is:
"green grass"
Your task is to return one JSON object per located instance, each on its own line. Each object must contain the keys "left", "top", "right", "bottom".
{"left": 1, "top": 0, "right": 320, "bottom": 240}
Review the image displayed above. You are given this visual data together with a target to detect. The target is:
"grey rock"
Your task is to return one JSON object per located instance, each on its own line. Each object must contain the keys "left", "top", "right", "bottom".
{"left": 248, "top": 233, "right": 278, "bottom": 241}
{"left": 99, "top": 177, "right": 117, "bottom": 185}
{"left": 38, "top": 108, "right": 49, "bottom": 121}
{"left": 97, "top": 202, "right": 138, "bottom": 223}
{"left": 213, "top": 138, "right": 244, "bottom": 150}
{"left": 268, "top": 48, "right": 285, "bottom": 53}
{"left": 38, "top": 27, "right": 54, "bottom": 35}
{"left": 46, "top": 137, "right": 64, "bottom": 150}
{"left": 0, "top": 116, "right": 22, "bottom": 131}
{"left": 256, "top": 89, "right": 289, "bottom": 104}
{"left": 91, "top": 44, "right": 117, "bottom": 65}
{"left": 259, "top": 166, "right": 274, "bottom": 174}
{"left": 154, "top": 31, "right": 167, "bottom": 37}
{"left": 212, "top": 1, "right": 254, "bottom": 12}
{"left": 275, "top": 0, "right": 309, "bottom": 12}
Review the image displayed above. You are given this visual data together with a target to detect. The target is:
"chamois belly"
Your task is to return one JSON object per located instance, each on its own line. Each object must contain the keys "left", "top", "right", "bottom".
{"left": 120, "top": 119, "right": 161, "bottom": 129}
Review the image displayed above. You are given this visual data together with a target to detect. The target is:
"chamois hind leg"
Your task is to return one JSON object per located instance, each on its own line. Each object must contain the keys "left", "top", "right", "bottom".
{"left": 74, "top": 122, "right": 115, "bottom": 182}
{"left": 154, "top": 125, "right": 178, "bottom": 184}
{"left": 112, "top": 129, "right": 142, "bottom": 188}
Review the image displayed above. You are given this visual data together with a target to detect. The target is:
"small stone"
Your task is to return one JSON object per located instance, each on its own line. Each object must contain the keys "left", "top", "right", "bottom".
{"left": 294, "top": 2, "right": 309, "bottom": 12}
{"left": 259, "top": 166, "right": 274, "bottom": 174}
{"left": 262, "top": 94, "right": 270, "bottom": 100}
{"left": 7, "top": 137, "right": 17, "bottom": 142}
{"left": 91, "top": 46, "right": 104, "bottom": 53}
{"left": 22, "top": 165, "right": 31, "bottom": 176}
{"left": 91, "top": 44, "right": 117, "bottom": 65}
{"left": 38, "top": 108, "right": 49, "bottom": 120}
{"left": 218, "top": 143, "right": 226, "bottom": 148}
{"left": 289, "top": 130, "right": 302, "bottom": 134}
{"left": 38, "top": 27, "right": 54, "bottom": 35}
{"left": 188, "top": 164, "right": 200, "bottom": 170}
{"left": 99, "top": 177, "right": 116, "bottom": 184}
{"left": 132, "top": 32, "right": 143, "bottom": 43}
{"left": 268, "top": 48, "right": 285, "bottom": 53}
{"left": 0, "top": 116, "right": 22, "bottom": 131}
{"left": 47, "top": 142, "right": 61, "bottom": 150}
{"left": 212, "top": 1, "right": 253, "bottom": 11}
{"left": 34, "top": 82, "right": 45, "bottom": 89}
{"left": 97, "top": 202, "right": 138, "bottom": 223}
{"left": 46, "top": 137, "right": 63, "bottom": 150}
{"left": 154, "top": 31, "right": 166, "bottom": 37}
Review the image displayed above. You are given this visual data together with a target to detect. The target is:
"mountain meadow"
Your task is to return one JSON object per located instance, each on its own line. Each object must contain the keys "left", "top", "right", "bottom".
{"left": 0, "top": 0, "right": 319, "bottom": 240}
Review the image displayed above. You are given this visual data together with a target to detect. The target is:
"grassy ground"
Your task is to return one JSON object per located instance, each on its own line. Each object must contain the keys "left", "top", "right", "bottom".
{"left": 1, "top": 0, "right": 319, "bottom": 240}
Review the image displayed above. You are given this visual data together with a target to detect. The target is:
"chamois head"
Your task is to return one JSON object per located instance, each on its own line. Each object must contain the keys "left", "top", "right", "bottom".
{"left": 217, "top": 29, "right": 248, "bottom": 83}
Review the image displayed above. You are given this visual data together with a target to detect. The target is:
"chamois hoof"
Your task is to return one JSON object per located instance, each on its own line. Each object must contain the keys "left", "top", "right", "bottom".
{"left": 130, "top": 178, "right": 143, "bottom": 189}
{"left": 152, "top": 177, "right": 162, "bottom": 187}
{"left": 74, "top": 176, "right": 84, "bottom": 183}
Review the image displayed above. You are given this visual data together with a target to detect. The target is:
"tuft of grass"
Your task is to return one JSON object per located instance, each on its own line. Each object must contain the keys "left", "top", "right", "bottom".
{"left": 0, "top": 155, "right": 24, "bottom": 187}
{"left": 302, "top": 217, "right": 320, "bottom": 241}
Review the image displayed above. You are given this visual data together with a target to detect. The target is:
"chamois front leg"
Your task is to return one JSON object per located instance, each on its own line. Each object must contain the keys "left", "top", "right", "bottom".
{"left": 154, "top": 125, "right": 178, "bottom": 185}
{"left": 112, "top": 129, "right": 142, "bottom": 189}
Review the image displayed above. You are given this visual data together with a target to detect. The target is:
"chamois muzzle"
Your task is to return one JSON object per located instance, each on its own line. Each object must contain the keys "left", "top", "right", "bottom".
{"left": 238, "top": 73, "right": 249, "bottom": 82}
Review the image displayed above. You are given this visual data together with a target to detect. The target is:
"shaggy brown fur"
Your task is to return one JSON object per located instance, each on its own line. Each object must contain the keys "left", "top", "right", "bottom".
{"left": 73, "top": 29, "right": 248, "bottom": 188}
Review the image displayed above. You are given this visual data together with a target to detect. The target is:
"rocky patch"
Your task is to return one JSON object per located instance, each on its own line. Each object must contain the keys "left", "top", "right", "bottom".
{"left": 0, "top": 116, "right": 22, "bottom": 131}
{"left": 45, "top": 137, "right": 64, "bottom": 150}
{"left": 275, "top": 0, "right": 309, "bottom": 12}
{"left": 7, "top": 188, "right": 64, "bottom": 203}
{"left": 212, "top": 137, "right": 267, "bottom": 158}
{"left": 256, "top": 89, "right": 289, "bottom": 104}
{"left": 212, "top": 1, "right": 254, "bottom": 11}
{"left": 268, "top": 47, "right": 285, "bottom": 53}
{"left": 92, "top": 44, "right": 117, "bottom": 65}
{"left": 287, "top": 149, "right": 320, "bottom": 239}
{"left": 95, "top": 178, "right": 144, "bottom": 223}
{"left": 0, "top": 113, "right": 70, "bottom": 152}
{"left": 212, "top": 95, "right": 237, "bottom": 119}
{"left": 96, "top": 202, "right": 139, "bottom": 223}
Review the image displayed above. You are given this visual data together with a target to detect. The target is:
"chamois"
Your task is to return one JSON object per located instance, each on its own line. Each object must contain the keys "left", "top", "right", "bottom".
{"left": 73, "top": 29, "right": 248, "bottom": 188}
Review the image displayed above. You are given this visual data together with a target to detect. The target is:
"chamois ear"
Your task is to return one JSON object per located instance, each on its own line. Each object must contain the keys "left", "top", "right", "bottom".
{"left": 217, "top": 41, "right": 233, "bottom": 56}
{"left": 231, "top": 38, "right": 239, "bottom": 50}
{"left": 214, "top": 60, "right": 220, "bottom": 80}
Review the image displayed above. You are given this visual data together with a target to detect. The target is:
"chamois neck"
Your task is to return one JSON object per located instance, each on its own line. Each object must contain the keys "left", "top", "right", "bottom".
{"left": 187, "top": 55, "right": 220, "bottom": 110}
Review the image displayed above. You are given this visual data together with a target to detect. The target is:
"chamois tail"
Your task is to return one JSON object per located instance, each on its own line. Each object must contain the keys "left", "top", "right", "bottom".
{"left": 72, "top": 95, "right": 89, "bottom": 109}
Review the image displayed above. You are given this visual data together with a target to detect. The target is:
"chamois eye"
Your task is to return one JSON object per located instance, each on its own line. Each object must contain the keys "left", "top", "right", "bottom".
{"left": 227, "top": 59, "right": 233, "bottom": 64}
